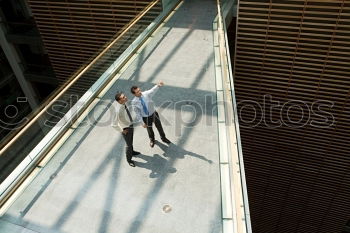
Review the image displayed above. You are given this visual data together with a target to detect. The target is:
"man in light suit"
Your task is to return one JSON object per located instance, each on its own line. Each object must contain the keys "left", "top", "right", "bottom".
{"left": 112, "top": 92, "right": 140, "bottom": 167}
{"left": 131, "top": 81, "right": 171, "bottom": 148}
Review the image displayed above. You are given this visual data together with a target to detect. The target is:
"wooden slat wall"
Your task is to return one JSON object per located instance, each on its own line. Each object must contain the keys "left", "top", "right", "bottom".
{"left": 232, "top": 0, "right": 350, "bottom": 233}
{"left": 27, "top": 0, "right": 161, "bottom": 90}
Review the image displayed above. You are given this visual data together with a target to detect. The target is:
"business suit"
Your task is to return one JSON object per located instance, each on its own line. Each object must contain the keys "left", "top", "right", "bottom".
{"left": 111, "top": 100, "right": 139, "bottom": 166}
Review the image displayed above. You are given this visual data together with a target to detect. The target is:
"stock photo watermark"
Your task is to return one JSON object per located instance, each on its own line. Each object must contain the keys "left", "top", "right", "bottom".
{"left": 0, "top": 94, "right": 335, "bottom": 136}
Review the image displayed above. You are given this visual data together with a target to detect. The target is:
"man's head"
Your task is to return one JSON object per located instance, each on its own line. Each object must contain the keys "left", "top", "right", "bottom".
{"left": 131, "top": 86, "right": 142, "bottom": 97}
{"left": 115, "top": 92, "right": 128, "bottom": 104}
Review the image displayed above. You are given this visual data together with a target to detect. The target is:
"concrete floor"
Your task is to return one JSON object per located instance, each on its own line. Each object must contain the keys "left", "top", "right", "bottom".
{"left": 0, "top": 0, "right": 222, "bottom": 232}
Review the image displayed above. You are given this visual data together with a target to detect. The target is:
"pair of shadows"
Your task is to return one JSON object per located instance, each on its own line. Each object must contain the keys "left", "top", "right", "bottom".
{"left": 134, "top": 141, "right": 212, "bottom": 178}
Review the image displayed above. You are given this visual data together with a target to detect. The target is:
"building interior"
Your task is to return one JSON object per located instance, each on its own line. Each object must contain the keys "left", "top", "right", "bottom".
{"left": 0, "top": 0, "right": 349, "bottom": 233}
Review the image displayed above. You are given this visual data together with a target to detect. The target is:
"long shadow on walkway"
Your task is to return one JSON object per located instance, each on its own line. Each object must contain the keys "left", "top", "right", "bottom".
{"left": 156, "top": 141, "right": 213, "bottom": 164}
{"left": 52, "top": 144, "right": 123, "bottom": 231}
{"left": 17, "top": 100, "right": 114, "bottom": 219}
{"left": 134, "top": 154, "right": 177, "bottom": 178}
{"left": 2, "top": 99, "right": 125, "bottom": 233}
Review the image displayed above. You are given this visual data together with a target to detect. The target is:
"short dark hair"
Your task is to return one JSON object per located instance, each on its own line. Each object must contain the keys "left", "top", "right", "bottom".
{"left": 130, "top": 86, "right": 138, "bottom": 94}
{"left": 115, "top": 92, "right": 123, "bottom": 102}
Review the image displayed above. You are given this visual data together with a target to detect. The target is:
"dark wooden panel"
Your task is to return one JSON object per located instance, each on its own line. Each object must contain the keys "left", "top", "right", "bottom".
{"left": 28, "top": 0, "right": 162, "bottom": 92}
{"left": 230, "top": 0, "right": 350, "bottom": 233}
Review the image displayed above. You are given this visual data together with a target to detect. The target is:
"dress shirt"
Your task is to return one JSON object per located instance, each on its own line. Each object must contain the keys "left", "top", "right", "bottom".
{"left": 132, "top": 85, "right": 159, "bottom": 121}
{"left": 111, "top": 102, "right": 139, "bottom": 132}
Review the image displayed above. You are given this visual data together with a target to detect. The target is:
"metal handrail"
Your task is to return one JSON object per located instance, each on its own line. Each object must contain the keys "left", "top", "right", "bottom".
{"left": 0, "top": 0, "right": 160, "bottom": 156}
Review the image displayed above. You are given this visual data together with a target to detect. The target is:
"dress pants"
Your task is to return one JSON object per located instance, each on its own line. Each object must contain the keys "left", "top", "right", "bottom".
{"left": 122, "top": 125, "right": 134, "bottom": 162}
{"left": 142, "top": 111, "right": 165, "bottom": 141}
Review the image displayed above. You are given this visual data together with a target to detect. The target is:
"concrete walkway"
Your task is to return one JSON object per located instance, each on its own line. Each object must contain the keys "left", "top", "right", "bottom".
{"left": 0, "top": 0, "right": 221, "bottom": 232}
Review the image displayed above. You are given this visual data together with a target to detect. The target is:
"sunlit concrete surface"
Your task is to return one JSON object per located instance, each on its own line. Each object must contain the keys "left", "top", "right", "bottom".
{"left": 0, "top": 0, "right": 222, "bottom": 232}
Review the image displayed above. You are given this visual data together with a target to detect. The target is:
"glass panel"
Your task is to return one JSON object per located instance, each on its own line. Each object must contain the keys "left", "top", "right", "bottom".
{"left": 0, "top": 1, "right": 162, "bottom": 183}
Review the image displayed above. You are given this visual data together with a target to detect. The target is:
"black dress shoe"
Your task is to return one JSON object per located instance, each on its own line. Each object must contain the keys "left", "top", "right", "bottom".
{"left": 161, "top": 138, "right": 171, "bottom": 144}
{"left": 150, "top": 140, "right": 155, "bottom": 148}
{"left": 132, "top": 151, "right": 140, "bottom": 155}
{"left": 128, "top": 161, "right": 136, "bottom": 167}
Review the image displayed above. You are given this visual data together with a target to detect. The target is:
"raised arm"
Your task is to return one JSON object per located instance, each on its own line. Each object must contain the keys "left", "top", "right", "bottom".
{"left": 144, "top": 81, "right": 164, "bottom": 97}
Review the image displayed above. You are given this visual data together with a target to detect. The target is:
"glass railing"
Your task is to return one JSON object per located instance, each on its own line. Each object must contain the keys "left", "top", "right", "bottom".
{"left": 216, "top": 0, "right": 252, "bottom": 232}
{"left": 0, "top": 0, "right": 171, "bottom": 198}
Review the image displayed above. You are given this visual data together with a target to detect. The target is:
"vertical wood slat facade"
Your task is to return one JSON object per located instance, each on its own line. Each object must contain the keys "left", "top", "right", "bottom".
{"left": 27, "top": 0, "right": 162, "bottom": 89}
{"left": 232, "top": 0, "right": 350, "bottom": 233}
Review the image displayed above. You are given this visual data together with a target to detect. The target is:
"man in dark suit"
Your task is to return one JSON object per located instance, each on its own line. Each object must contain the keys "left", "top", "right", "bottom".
{"left": 131, "top": 81, "right": 171, "bottom": 148}
{"left": 112, "top": 92, "right": 140, "bottom": 167}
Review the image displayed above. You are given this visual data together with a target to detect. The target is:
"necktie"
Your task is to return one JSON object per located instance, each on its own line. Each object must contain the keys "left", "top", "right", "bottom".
{"left": 125, "top": 105, "right": 133, "bottom": 122}
{"left": 140, "top": 96, "right": 149, "bottom": 116}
